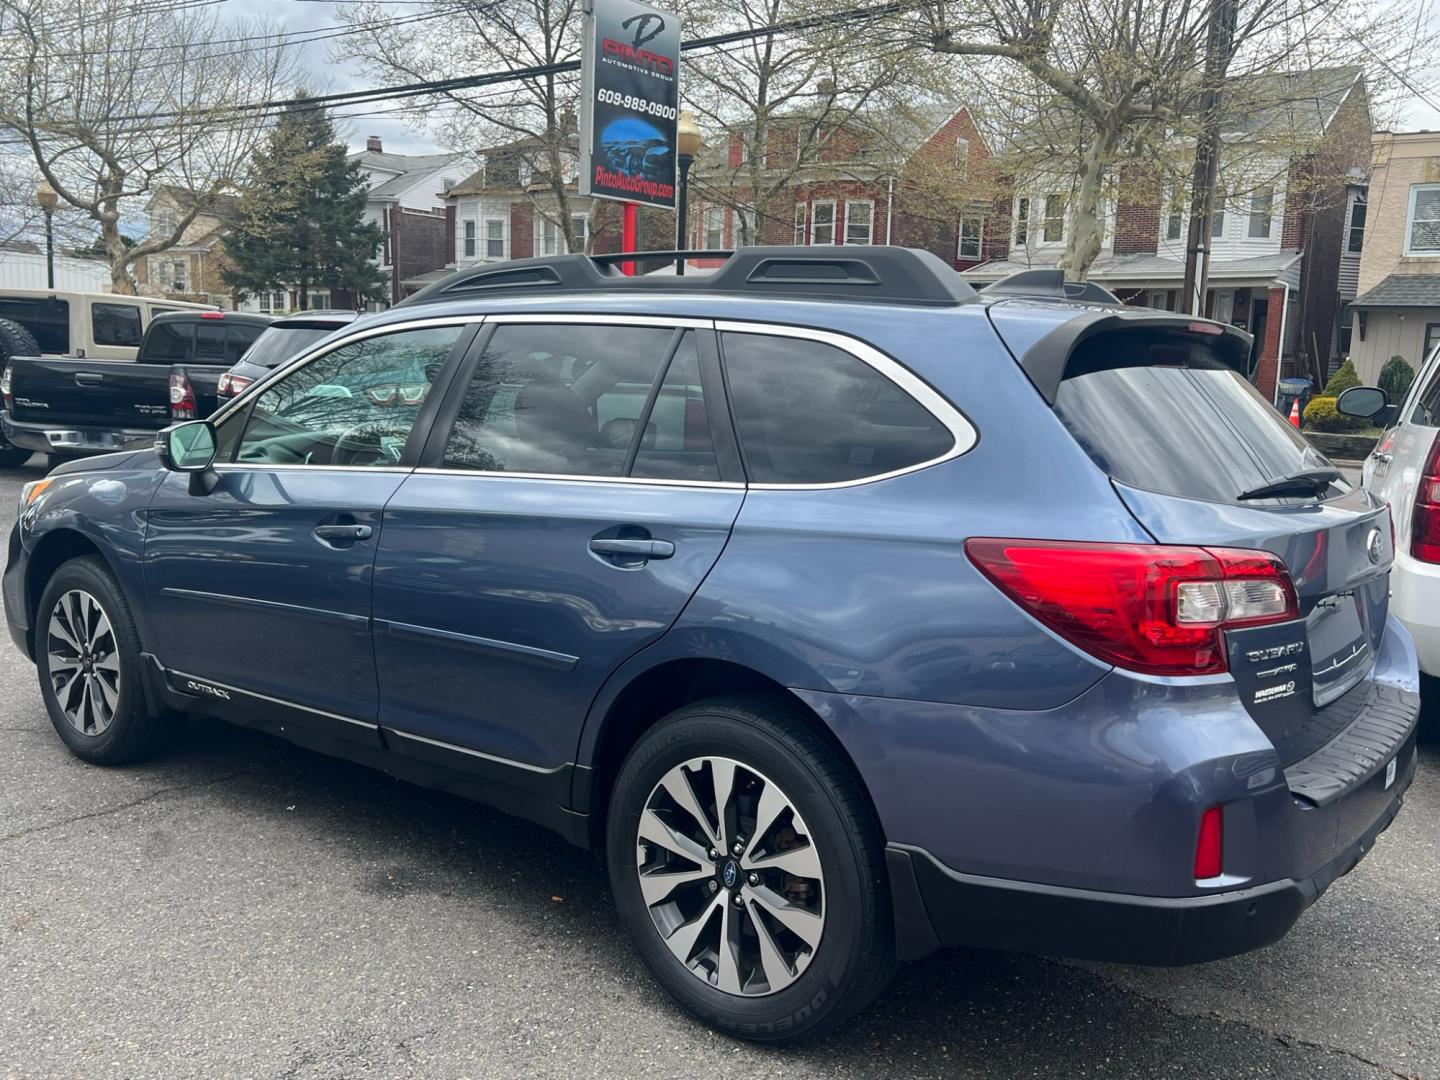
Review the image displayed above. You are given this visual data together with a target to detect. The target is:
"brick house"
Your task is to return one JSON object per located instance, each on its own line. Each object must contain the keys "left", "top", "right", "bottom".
{"left": 1347, "top": 129, "right": 1440, "bottom": 383}
{"left": 961, "top": 67, "right": 1371, "bottom": 401}
{"left": 686, "top": 105, "right": 1003, "bottom": 270}
{"left": 350, "top": 137, "right": 476, "bottom": 307}
{"left": 134, "top": 187, "right": 242, "bottom": 307}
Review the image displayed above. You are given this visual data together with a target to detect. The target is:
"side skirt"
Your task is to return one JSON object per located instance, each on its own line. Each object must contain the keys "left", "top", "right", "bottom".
{"left": 144, "top": 655, "right": 589, "bottom": 847}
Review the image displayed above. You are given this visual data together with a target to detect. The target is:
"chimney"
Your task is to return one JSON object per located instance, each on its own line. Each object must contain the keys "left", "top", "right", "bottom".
{"left": 366, "top": 135, "right": 383, "bottom": 152}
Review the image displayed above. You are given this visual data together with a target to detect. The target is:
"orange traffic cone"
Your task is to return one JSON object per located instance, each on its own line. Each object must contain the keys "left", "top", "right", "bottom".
{"left": 1288, "top": 398, "right": 1302, "bottom": 429}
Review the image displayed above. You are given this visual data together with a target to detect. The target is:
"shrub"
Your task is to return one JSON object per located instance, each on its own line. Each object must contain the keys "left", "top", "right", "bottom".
{"left": 1322, "top": 358, "right": 1361, "bottom": 397}
{"left": 1378, "top": 355, "right": 1415, "bottom": 404}
{"left": 1302, "top": 395, "right": 1362, "bottom": 432}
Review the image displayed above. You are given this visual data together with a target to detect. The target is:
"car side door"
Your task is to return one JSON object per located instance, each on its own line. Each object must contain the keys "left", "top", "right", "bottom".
{"left": 142, "top": 318, "right": 478, "bottom": 742}
{"left": 369, "top": 316, "right": 746, "bottom": 791}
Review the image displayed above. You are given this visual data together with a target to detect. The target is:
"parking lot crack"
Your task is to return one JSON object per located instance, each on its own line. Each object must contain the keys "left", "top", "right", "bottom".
{"left": 0, "top": 767, "right": 272, "bottom": 845}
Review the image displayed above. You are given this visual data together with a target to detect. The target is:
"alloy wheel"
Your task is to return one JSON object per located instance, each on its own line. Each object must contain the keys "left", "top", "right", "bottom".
{"left": 635, "top": 755, "right": 825, "bottom": 996}
{"left": 46, "top": 589, "right": 121, "bottom": 737}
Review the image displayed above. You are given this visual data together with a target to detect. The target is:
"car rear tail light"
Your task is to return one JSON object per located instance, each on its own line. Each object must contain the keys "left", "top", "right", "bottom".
{"left": 1194, "top": 805, "right": 1224, "bottom": 879}
{"left": 964, "top": 539, "right": 1300, "bottom": 676}
{"left": 169, "top": 369, "right": 196, "bottom": 419}
{"left": 1, "top": 363, "right": 12, "bottom": 410}
{"left": 1411, "top": 431, "right": 1440, "bottom": 564}
{"left": 216, "top": 371, "right": 252, "bottom": 398}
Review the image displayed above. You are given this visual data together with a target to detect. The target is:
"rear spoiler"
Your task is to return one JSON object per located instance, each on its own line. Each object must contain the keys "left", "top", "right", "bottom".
{"left": 987, "top": 302, "right": 1256, "bottom": 404}
{"left": 979, "top": 269, "right": 1123, "bottom": 306}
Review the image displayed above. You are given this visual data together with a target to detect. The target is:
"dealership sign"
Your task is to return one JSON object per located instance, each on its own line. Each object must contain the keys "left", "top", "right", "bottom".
{"left": 579, "top": 0, "right": 680, "bottom": 209}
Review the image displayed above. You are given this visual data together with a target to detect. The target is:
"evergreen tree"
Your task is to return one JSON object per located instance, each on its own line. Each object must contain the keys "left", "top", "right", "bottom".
{"left": 223, "top": 99, "right": 386, "bottom": 308}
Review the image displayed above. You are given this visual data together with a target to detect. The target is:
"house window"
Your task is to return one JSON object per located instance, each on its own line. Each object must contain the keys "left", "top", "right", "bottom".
{"left": 484, "top": 218, "right": 505, "bottom": 260}
{"left": 1042, "top": 194, "right": 1064, "bottom": 243}
{"left": 793, "top": 202, "right": 807, "bottom": 244}
{"left": 955, "top": 137, "right": 969, "bottom": 180}
{"left": 1212, "top": 289, "right": 1235, "bottom": 324}
{"left": 170, "top": 259, "right": 186, "bottom": 293}
{"left": 258, "top": 290, "right": 287, "bottom": 314}
{"left": 1348, "top": 192, "right": 1367, "bottom": 253}
{"left": 845, "top": 200, "right": 874, "bottom": 245}
{"left": 1409, "top": 184, "right": 1440, "bottom": 254}
{"left": 1210, "top": 204, "right": 1225, "bottom": 238}
{"left": 1247, "top": 188, "right": 1274, "bottom": 238}
{"left": 1014, "top": 197, "right": 1030, "bottom": 246}
{"left": 958, "top": 215, "right": 983, "bottom": 260}
{"left": 1146, "top": 289, "right": 1170, "bottom": 311}
{"left": 703, "top": 206, "right": 725, "bottom": 249}
{"left": 1164, "top": 194, "right": 1184, "bottom": 241}
{"left": 811, "top": 200, "right": 836, "bottom": 244}
{"left": 570, "top": 213, "right": 588, "bottom": 253}
{"left": 1338, "top": 304, "right": 1353, "bottom": 355}
{"left": 463, "top": 220, "right": 477, "bottom": 259}
{"left": 441, "top": 176, "right": 456, "bottom": 192}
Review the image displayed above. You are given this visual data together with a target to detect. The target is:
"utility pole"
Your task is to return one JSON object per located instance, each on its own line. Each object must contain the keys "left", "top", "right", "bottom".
{"left": 1180, "top": 0, "right": 1238, "bottom": 314}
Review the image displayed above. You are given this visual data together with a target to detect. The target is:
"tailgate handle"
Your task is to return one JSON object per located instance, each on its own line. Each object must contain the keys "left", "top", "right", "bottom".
{"left": 74, "top": 372, "right": 103, "bottom": 386}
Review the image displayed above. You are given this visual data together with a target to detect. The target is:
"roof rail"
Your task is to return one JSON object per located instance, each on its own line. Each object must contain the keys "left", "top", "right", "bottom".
{"left": 979, "top": 268, "right": 1122, "bottom": 306}
{"left": 397, "top": 246, "right": 978, "bottom": 308}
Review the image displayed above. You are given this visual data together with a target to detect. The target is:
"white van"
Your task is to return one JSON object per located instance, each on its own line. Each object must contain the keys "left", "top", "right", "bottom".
{"left": 0, "top": 289, "right": 216, "bottom": 360}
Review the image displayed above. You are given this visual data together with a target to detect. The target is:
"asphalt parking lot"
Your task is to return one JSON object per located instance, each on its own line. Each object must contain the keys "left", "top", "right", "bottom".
{"left": 1, "top": 456, "right": 1437, "bottom": 1079}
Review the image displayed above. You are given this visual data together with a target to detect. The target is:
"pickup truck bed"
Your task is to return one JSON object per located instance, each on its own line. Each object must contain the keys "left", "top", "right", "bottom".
{"left": 0, "top": 311, "right": 269, "bottom": 460}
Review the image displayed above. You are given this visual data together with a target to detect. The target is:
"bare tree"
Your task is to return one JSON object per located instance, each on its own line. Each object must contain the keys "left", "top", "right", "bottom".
{"left": 0, "top": 0, "right": 295, "bottom": 292}
{"left": 337, "top": 0, "right": 589, "bottom": 252}
{"left": 915, "top": 0, "right": 1427, "bottom": 278}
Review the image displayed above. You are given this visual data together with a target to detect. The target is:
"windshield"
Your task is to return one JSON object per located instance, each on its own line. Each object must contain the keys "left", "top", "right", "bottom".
{"left": 1054, "top": 363, "right": 1346, "bottom": 504}
{"left": 238, "top": 325, "right": 342, "bottom": 370}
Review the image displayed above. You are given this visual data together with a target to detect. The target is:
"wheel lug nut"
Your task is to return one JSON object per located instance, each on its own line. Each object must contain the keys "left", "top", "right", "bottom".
{"left": 708, "top": 880, "right": 719, "bottom": 894}
{"left": 747, "top": 872, "right": 759, "bottom": 887}
{"left": 731, "top": 841, "right": 744, "bottom": 856}
{"left": 731, "top": 892, "right": 745, "bottom": 907}
{"left": 707, "top": 848, "right": 719, "bottom": 861}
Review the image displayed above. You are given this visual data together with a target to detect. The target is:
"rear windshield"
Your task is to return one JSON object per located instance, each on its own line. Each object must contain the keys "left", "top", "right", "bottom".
{"left": 239, "top": 325, "right": 338, "bottom": 370}
{"left": 1054, "top": 361, "right": 1338, "bottom": 503}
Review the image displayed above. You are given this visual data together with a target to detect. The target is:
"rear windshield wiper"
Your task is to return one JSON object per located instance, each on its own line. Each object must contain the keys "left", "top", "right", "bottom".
{"left": 1236, "top": 467, "right": 1341, "bottom": 501}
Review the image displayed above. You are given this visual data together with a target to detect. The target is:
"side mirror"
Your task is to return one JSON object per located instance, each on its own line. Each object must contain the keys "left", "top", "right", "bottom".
{"left": 157, "top": 420, "right": 219, "bottom": 494}
{"left": 1336, "top": 385, "right": 1388, "bottom": 421}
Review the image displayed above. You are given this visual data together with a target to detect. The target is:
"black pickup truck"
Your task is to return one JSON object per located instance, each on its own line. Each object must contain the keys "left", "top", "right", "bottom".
{"left": 0, "top": 310, "right": 271, "bottom": 464}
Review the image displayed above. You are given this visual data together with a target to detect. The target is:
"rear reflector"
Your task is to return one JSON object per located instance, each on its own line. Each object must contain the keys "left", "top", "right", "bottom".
{"left": 964, "top": 539, "right": 1299, "bottom": 675}
{"left": 1194, "top": 805, "right": 1223, "bottom": 879}
{"left": 1411, "top": 431, "right": 1440, "bottom": 564}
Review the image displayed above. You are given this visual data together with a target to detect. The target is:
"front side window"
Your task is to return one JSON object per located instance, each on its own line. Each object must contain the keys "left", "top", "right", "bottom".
{"left": 958, "top": 215, "right": 983, "bottom": 259}
{"left": 1247, "top": 188, "right": 1274, "bottom": 238}
{"left": 233, "top": 325, "right": 462, "bottom": 468}
{"left": 91, "top": 302, "right": 142, "bottom": 347}
{"left": 812, "top": 201, "right": 836, "bottom": 244}
{"left": 443, "top": 324, "right": 690, "bottom": 478}
{"left": 1408, "top": 185, "right": 1440, "bottom": 254}
{"left": 1042, "top": 194, "right": 1065, "bottom": 243}
{"left": 721, "top": 332, "right": 954, "bottom": 485}
{"left": 845, "top": 200, "right": 874, "bottom": 245}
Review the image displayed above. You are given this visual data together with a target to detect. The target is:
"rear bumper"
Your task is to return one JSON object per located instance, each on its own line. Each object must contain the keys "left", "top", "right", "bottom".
{"left": 0, "top": 412, "right": 158, "bottom": 456}
{"left": 1390, "top": 550, "right": 1440, "bottom": 678}
{"left": 887, "top": 731, "right": 1417, "bottom": 965}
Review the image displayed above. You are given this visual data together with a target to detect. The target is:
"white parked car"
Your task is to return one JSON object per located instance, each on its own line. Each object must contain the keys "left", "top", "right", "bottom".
{"left": 1349, "top": 364, "right": 1440, "bottom": 697}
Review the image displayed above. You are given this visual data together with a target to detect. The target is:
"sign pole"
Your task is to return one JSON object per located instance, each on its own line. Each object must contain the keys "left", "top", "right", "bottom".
{"left": 622, "top": 202, "right": 638, "bottom": 275}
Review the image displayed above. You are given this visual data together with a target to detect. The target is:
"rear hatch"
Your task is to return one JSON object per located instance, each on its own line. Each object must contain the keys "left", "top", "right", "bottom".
{"left": 6, "top": 357, "right": 173, "bottom": 428}
{"left": 989, "top": 302, "right": 1403, "bottom": 802}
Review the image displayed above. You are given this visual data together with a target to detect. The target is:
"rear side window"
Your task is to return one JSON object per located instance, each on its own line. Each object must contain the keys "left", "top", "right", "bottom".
{"left": 143, "top": 321, "right": 192, "bottom": 362}
{"left": 92, "top": 302, "right": 142, "bottom": 347}
{"left": 720, "top": 332, "right": 953, "bottom": 484}
{"left": 238, "top": 325, "right": 337, "bottom": 369}
{"left": 1055, "top": 361, "right": 1327, "bottom": 503}
{"left": 1408, "top": 359, "right": 1440, "bottom": 427}
{"left": 0, "top": 297, "right": 68, "bottom": 353}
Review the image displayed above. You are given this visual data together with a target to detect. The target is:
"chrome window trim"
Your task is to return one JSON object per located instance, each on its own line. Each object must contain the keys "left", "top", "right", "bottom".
{"left": 482, "top": 313, "right": 712, "bottom": 329}
{"left": 411, "top": 467, "right": 743, "bottom": 490}
{"left": 207, "top": 315, "right": 487, "bottom": 428}
{"left": 217, "top": 463, "right": 414, "bottom": 475}
{"left": 714, "top": 319, "right": 978, "bottom": 490}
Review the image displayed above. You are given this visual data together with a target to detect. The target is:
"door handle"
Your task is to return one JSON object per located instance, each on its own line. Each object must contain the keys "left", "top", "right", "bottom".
{"left": 589, "top": 537, "right": 675, "bottom": 559}
{"left": 74, "top": 373, "right": 103, "bottom": 386}
{"left": 314, "top": 523, "right": 373, "bottom": 544}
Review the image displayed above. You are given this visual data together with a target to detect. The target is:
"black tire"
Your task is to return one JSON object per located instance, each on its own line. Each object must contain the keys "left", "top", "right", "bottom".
{"left": 606, "top": 695, "right": 896, "bottom": 1043}
{"left": 0, "top": 316, "right": 39, "bottom": 469}
{"left": 35, "top": 555, "right": 174, "bottom": 764}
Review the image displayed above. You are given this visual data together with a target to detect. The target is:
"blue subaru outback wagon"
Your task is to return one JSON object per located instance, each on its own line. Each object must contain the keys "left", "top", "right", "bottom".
{"left": 4, "top": 248, "right": 1420, "bottom": 1041}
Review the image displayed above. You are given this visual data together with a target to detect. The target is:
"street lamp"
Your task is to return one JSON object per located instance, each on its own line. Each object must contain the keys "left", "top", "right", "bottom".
{"left": 675, "top": 111, "right": 702, "bottom": 276}
{"left": 35, "top": 180, "right": 58, "bottom": 291}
